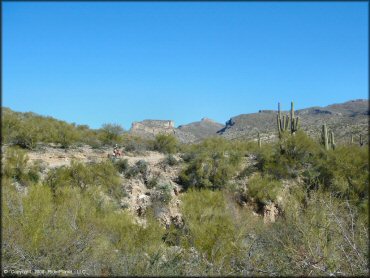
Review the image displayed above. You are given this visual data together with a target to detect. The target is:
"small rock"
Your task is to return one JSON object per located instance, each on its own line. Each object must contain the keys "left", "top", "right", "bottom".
{"left": 263, "top": 203, "right": 279, "bottom": 223}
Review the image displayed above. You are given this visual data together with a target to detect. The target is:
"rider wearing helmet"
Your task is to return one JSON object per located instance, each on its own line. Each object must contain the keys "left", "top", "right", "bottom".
{"left": 113, "top": 144, "right": 122, "bottom": 157}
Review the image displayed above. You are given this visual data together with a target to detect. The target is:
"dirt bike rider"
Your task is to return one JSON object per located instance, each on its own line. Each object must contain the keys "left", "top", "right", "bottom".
{"left": 113, "top": 144, "right": 119, "bottom": 157}
{"left": 113, "top": 144, "right": 122, "bottom": 157}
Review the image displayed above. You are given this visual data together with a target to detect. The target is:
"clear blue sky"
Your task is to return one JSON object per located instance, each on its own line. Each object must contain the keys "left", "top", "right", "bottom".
{"left": 3, "top": 2, "right": 368, "bottom": 129}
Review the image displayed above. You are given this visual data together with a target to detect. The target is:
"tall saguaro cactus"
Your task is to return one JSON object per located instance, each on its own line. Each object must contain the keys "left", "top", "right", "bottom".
{"left": 321, "top": 124, "right": 336, "bottom": 150}
{"left": 277, "top": 101, "right": 299, "bottom": 138}
{"left": 322, "top": 124, "right": 329, "bottom": 151}
{"left": 277, "top": 103, "right": 283, "bottom": 135}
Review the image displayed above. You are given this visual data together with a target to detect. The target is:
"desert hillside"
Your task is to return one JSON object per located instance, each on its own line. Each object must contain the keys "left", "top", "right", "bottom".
{"left": 1, "top": 102, "right": 368, "bottom": 276}
{"left": 218, "top": 99, "right": 368, "bottom": 143}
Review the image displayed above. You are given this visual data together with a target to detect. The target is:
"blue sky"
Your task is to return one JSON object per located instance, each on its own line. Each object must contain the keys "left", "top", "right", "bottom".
{"left": 3, "top": 2, "right": 368, "bottom": 129}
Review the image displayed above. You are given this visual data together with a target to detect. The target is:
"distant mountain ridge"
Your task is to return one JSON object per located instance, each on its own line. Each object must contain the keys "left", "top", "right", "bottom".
{"left": 128, "top": 99, "right": 368, "bottom": 144}
{"left": 3, "top": 99, "right": 367, "bottom": 145}
{"left": 177, "top": 118, "right": 224, "bottom": 141}
{"left": 218, "top": 99, "right": 368, "bottom": 143}
{"left": 129, "top": 118, "right": 224, "bottom": 143}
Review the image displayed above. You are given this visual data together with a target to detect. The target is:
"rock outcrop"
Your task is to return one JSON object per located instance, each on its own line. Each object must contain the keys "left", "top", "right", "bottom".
{"left": 131, "top": 120, "right": 175, "bottom": 137}
{"left": 263, "top": 203, "right": 279, "bottom": 224}
{"left": 129, "top": 118, "right": 224, "bottom": 143}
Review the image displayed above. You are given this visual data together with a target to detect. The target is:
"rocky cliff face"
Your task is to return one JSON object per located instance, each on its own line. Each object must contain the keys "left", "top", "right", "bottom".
{"left": 129, "top": 118, "right": 224, "bottom": 143}
{"left": 130, "top": 120, "right": 176, "bottom": 137}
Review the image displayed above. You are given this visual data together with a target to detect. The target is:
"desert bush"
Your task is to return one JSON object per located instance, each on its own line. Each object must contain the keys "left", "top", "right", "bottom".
{"left": 146, "top": 176, "right": 159, "bottom": 189}
{"left": 1, "top": 107, "right": 134, "bottom": 149}
{"left": 152, "top": 133, "right": 178, "bottom": 154}
{"left": 253, "top": 190, "right": 369, "bottom": 276}
{"left": 2, "top": 180, "right": 171, "bottom": 276}
{"left": 114, "top": 158, "right": 129, "bottom": 174}
{"left": 257, "top": 131, "right": 323, "bottom": 179}
{"left": 180, "top": 189, "right": 240, "bottom": 267}
{"left": 125, "top": 160, "right": 149, "bottom": 181}
{"left": 99, "top": 123, "right": 125, "bottom": 145}
{"left": 45, "top": 160, "right": 124, "bottom": 201}
{"left": 2, "top": 184, "right": 100, "bottom": 270}
{"left": 2, "top": 147, "right": 40, "bottom": 186}
{"left": 247, "top": 173, "right": 283, "bottom": 206}
{"left": 12, "top": 122, "right": 40, "bottom": 149}
{"left": 152, "top": 183, "right": 173, "bottom": 205}
{"left": 122, "top": 134, "right": 151, "bottom": 153}
{"left": 163, "top": 154, "right": 178, "bottom": 166}
{"left": 179, "top": 137, "right": 242, "bottom": 189}
{"left": 317, "top": 144, "right": 368, "bottom": 206}
{"left": 2, "top": 108, "right": 21, "bottom": 144}
{"left": 54, "top": 122, "right": 80, "bottom": 149}
{"left": 3, "top": 147, "right": 29, "bottom": 181}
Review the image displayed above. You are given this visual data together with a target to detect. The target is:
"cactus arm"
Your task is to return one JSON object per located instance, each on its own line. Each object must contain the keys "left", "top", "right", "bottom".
{"left": 330, "top": 131, "right": 336, "bottom": 150}
{"left": 295, "top": 117, "right": 299, "bottom": 131}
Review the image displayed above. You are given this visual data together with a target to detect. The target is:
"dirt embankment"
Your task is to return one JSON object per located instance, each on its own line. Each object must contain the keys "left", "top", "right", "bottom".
{"left": 23, "top": 145, "right": 184, "bottom": 227}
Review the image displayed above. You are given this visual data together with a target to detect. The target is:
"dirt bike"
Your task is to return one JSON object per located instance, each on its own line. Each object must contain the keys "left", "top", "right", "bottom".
{"left": 107, "top": 149, "right": 123, "bottom": 161}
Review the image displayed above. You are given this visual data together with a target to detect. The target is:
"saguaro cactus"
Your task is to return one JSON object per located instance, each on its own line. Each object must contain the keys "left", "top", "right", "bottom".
{"left": 321, "top": 124, "right": 336, "bottom": 150}
{"left": 322, "top": 124, "right": 329, "bottom": 151}
{"left": 290, "top": 101, "right": 299, "bottom": 134}
{"left": 329, "top": 131, "right": 336, "bottom": 150}
{"left": 258, "top": 132, "right": 262, "bottom": 148}
{"left": 277, "top": 101, "right": 299, "bottom": 137}
{"left": 277, "top": 103, "right": 288, "bottom": 136}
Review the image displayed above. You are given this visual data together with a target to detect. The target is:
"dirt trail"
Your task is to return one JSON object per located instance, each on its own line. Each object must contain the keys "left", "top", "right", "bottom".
{"left": 26, "top": 146, "right": 167, "bottom": 169}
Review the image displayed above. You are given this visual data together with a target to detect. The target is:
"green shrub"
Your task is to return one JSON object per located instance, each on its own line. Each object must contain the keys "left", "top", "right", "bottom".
{"left": 125, "top": 160, "right": 149, "bottom": 181}
{"left": 247, "top": 173, "right": 283, "bottom": 205}
{"left": 122, "top": 134, "right": 151, "bottom": 153}
{"left": 163, "top": 154, "right": 178, "bottom": 166}
{"left": 2, "top": 147, "right": 40, "bottom": 186}
{"left": 146, "top": 176, "right": 159, "bottom": 189}
{"left": 152, "top": 133, "right": 178, "bottom": 154}
{"left": 179, "top": 138, "right": 242, "bottom": 190}
{"left": 114, "top": 158, "right": 129, "bottom": 174}
{"left": 54, "top": 122, "right": 80, "bottom": 149}
{"left": 152, "top": 183, "right": 173, "bottom": 205}
{"left": 260, "top": 131, "right": 323, "bottom": 179}
{"left": 318, "top": 145, "right": 368, "bottom": 204}
{"left": 254, "top": 190, "right": 369, "bottom": 276}
{"left": 1, "top": 107, "right": 135, "bottom": 149}
{"left": 180, "top": 189, "right": 238, "bottom": 264}
{"left": 1, "top": 180, "right": 167, "bottom": 275}
{"left": 45, "top": 160, "right": 124, "bottom": 201}
{"left": 99, "top": 123, "right": 125, "bottom": 145}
